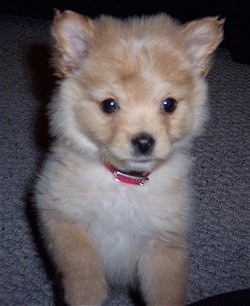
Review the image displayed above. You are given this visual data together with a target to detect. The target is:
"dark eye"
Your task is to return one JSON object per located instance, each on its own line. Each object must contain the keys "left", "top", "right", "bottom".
{"left": 100, "top": 98, "right": 119, "bottom": 114}
{"left": 161, "top": 97, "right": 177, "bottom": 113}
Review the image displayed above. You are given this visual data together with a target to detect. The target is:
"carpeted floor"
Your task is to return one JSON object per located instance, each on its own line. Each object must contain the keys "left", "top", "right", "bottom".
{"left": 0, "top": 14, "right": 249, "bottom": 306}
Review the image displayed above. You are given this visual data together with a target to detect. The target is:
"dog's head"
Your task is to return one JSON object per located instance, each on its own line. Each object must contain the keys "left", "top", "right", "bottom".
{"left": 49, "top": 10, "right": 224, "bottom": 172}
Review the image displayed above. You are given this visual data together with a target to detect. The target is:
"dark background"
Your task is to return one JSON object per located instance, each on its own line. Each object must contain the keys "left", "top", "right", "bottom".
{"left": 1, "top": 0, "right": 250, "bottom": 64}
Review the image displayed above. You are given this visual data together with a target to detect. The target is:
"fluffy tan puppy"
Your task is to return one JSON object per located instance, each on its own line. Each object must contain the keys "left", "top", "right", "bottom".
{"left": 35, "top": 10, "right": 224, "bottom": 306}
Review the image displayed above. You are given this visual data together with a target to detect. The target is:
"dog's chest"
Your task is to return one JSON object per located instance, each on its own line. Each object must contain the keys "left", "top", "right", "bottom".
{"left": 44, "top": 153, "right": 188, "bottom": 283}
{"left": 88, "top": 185, "right": 154, "bottom": 242}
{"left": 85, "top": 185, "right": 163, "bottom": 283}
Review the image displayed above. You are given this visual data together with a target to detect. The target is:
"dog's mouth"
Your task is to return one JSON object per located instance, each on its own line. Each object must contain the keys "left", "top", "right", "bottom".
{"left": 102, "top": 154, "right": 157, "bottom": 174}
{"left": 101, "top": 136, "right": 167, "bottom": 173}
{"left": 126, "top": 158, "right": 155, "bottom": 171}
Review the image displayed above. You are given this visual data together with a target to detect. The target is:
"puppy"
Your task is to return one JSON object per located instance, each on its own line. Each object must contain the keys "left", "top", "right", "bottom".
{"left": 35, "top": 10, "right": 224, "bottom": 306}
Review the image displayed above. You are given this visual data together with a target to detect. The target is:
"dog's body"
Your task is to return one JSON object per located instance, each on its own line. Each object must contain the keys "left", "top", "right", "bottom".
{"left": 35, "top": 10, "right": 224, "bottom": 305}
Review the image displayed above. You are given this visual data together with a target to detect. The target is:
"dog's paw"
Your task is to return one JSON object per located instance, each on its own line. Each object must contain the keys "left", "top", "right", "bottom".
{"left": 64, "top": 276, "right": 108, "bottom": 306}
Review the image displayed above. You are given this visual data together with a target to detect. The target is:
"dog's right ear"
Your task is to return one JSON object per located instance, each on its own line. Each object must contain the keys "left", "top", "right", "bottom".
{"left": 51, "top": 10, "right": 95, "bottom": 78}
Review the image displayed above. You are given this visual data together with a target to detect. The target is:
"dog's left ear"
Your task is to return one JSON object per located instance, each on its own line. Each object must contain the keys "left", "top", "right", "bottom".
{"left": 51, "top": 10, "right": 95, "bottom": 77}
{"left": 180, "top": 16, "right": 225, "bottom": 76}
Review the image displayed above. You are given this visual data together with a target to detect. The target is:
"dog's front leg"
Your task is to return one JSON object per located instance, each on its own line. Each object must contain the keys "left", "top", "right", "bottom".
{"left": 138, "top": 240, "right": 187, "bottom": 306}
{"left": 43, "top": 213, "right": 108, "bottom": 306}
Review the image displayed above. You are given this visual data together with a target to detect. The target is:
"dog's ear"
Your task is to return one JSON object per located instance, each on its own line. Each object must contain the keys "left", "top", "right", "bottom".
{"left": 51, "top": 10, "right": 95, "bottom": 77}
{"left": 180, "top": 16, "right": 225, "bottom": 77}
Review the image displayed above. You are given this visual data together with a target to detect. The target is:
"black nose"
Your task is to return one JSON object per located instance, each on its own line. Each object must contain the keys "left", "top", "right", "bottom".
{"left": 132, "top": 133, "right": 155, "bottom": 155}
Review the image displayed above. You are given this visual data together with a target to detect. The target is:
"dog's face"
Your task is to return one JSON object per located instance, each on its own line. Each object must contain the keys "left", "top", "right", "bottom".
{"left": 50, "top": 11, "right": 224, "bottom": 172}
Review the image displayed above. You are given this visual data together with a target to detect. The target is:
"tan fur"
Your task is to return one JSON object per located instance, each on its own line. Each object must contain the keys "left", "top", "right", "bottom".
{"left": 35, "top": 10, "right": 224, "bottom": 306}
{"left": 43, "top": 212, "right": 107, "bottom": 305}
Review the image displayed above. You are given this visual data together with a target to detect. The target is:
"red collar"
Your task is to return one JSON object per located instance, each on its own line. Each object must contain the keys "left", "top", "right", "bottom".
{"left": 104, "top": 162, "right": 149, "bottom": 186}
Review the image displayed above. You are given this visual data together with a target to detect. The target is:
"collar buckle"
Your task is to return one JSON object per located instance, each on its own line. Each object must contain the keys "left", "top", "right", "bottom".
{"left": 104, "top": 161, "right": 149, "bottom": 186}
{"left": 113, "top": 170, "right": 149, "bottom": 186}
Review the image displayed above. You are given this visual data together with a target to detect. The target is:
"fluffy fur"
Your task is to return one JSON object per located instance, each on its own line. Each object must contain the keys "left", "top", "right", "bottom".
{"left": 35, "top": 10, "right": 224, "bottom": 306}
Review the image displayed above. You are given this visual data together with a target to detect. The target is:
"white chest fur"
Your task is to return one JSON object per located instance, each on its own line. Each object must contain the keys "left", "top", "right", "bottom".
{"left": 38, "top": 150, "right": 190, "bottom": 285}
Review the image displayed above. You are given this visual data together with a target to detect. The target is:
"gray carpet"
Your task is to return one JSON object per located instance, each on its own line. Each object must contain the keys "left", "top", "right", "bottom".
{"left": 0, "top": 14, "right": 249, "bottom": 306}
